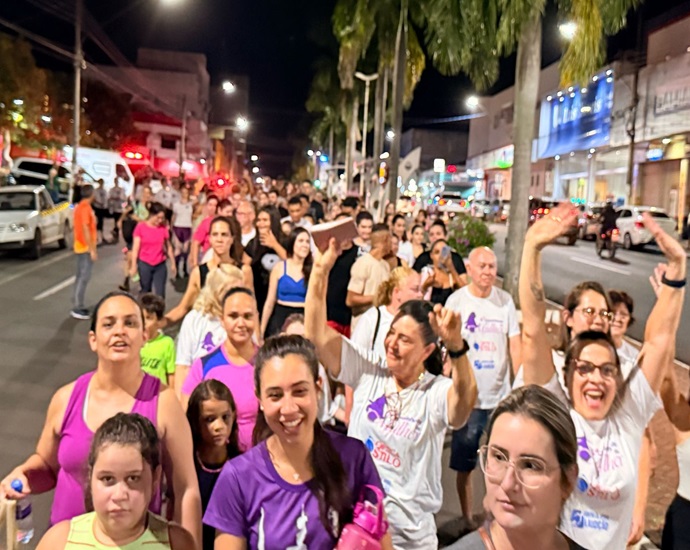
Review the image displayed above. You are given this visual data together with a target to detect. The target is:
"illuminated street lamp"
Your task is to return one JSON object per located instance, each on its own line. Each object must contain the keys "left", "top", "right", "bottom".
{"left": 386, "top": 130, "right": 395, "bottom": 141}
{"left": 222, "top": 80, "right": 236, "bottom": 94}
{"left": 250, "top": 154, "right": 259, "bottom": 162}
{"left": 252, "top": 166, "right": 260, "bottom": 174}
{"left": 235, "top": 116, "right": 249, "bottom": 131}
{"left": 466, "top": 96, "right": 480, "bottom": 110}
{"left": 559, "top": 21, "right": 577, "bottom": 40}
{"left": 307, "top": 149, "right": 314, "bottom": 157}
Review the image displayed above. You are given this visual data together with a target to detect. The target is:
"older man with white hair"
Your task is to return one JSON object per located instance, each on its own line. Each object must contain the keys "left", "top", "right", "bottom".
{"left": 444, "top": 246, "right": 522, "bottom": 532}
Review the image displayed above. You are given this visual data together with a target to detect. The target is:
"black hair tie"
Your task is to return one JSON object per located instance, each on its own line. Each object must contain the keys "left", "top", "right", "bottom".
{"left": 661, "top": 274, "right": 687, "bottom": 288}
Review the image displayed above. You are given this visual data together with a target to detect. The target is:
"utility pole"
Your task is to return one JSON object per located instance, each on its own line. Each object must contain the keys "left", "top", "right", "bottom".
{"left": 355, "top": 72, "right": 378, "bottom": 202}
{"left": 179, "top": 95, "right": 188, "bottom": 179}
{"left": 71, "top": 0, "right": 83, "bottom": 200}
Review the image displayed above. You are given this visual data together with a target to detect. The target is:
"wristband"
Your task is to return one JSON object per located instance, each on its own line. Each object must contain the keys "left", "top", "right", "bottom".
{"left": 447, "top": 340, "right": 470, "bottom": 359}
{"left": 661, "top": 274, "right": 687, "bottom": 288}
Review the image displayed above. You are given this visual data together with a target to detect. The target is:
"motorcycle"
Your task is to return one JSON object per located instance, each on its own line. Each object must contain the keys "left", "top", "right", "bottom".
{"left": 596, "top": 227, "right": 619, "bottom": 259}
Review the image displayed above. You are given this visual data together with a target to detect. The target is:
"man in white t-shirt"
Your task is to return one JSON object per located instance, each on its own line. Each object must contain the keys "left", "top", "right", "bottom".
{"left": 444, "top": 246, "right": 522, "bottom": 530}
{"left": 347, "top": 224, "right": 392, "bottom": 331}
{"left": 351, "top": 269, "right": 422, "bottom": 358}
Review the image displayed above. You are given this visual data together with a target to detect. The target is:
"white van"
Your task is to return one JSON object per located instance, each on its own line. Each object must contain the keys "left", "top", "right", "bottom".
{"left": 63, "top": 146, "right": 135, "bottom": 198}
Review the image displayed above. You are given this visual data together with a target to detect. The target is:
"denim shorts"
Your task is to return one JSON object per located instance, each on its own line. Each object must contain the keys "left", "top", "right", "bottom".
{"left": 450, "top": 408, "right": 493, "bottom": 472}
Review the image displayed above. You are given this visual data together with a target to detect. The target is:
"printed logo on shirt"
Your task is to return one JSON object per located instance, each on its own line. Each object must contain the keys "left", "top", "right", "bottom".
{"left": 465, "top": 312, "right": 505, "bottom": 335}
{"left": 576, "top": 477, "right": 621, "bottom": 501}
{"left": 365, "top": 394, "right": 423, "bottom": 441}
{"left": 473, "top": 341, "right": 497, "bottom": 352}
{"left": 366, "top": 438, "right": 402, "bottom": 468}
{"left": 577, "top": 435, "right": 624, "bottom": 473}
{"left": 473, "top": 359, "right": 496, "bottom": 370}
{"left": 202, "top": 332, "right": 215, "bottom": 353}
{"left": 570, "top": 509, "right": 610, "bottom": 531}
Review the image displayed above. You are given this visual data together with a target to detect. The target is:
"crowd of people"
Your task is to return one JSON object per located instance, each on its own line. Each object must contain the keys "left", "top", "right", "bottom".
{"left": 0, "top": 174, "right": 688, "bottom": 550}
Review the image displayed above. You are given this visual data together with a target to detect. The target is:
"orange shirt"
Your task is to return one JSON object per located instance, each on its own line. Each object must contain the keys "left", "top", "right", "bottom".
{"left": 73, "top": 200, "right": 96, "bottom": 254}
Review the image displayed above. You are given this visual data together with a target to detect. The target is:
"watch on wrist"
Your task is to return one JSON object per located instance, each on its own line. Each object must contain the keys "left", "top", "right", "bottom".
{"left": 447, "top": 340, "right": 470, "bottom": 359}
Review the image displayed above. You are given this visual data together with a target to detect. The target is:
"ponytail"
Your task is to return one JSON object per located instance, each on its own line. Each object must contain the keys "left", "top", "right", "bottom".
{"left": 310, "top": 422, "right": 352, "bottom": 536}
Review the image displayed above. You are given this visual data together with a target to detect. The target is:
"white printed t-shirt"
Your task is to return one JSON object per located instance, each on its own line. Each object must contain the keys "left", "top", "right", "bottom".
{"left": 339, "top": 337, "right": 453, "bottom": 549}
{"left": 175, "top": 309, "right": 227, "bottom": 365}
{"left": 351, "top": 305, "right": 394, "bottom": 359}
{"left": 544, "top": 367, "right": 660, "bottom": 550}
{"left": 445, "top": 286, "right": 520, "bottom": 409}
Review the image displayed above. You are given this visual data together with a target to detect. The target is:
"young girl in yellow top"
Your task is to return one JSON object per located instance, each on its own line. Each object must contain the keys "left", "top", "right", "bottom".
{"left": 36, "top": 413, "right": 195, "bottom": 550}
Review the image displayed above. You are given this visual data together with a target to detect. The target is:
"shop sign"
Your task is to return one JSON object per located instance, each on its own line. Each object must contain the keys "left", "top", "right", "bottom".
{"left": 466, "top": 145, "right": 514, "bottom": 170}
{"left": 536, "top": 72, "right": 613, "bottom": 159}
{"left": 646, "top": 147, "right": 664, "bottom": 161}
{"left": 654, "top": 76, "right": 690, "bottom": 116}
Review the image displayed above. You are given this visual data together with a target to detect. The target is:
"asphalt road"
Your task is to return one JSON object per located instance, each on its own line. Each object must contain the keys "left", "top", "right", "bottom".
{"left": 491, "top": 223, "right": 690, "bottom": 365}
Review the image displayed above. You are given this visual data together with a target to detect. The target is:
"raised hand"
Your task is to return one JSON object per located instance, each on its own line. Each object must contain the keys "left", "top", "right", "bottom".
{"left": 429, "top": 303, "right": 463, "bottom": 351}
{"left": 314, "top": 237, "right": 341, "bottom": 272}
{"left": 525, "top": 202, "right": 579, "bottom": 250}
{"left": 642, "top": 213, "right": 687, "bottom": 279}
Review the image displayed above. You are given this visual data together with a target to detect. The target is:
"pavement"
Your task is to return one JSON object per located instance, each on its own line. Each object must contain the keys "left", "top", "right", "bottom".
{"left": 0, "top": 222, "right": 687, "bottom": 547}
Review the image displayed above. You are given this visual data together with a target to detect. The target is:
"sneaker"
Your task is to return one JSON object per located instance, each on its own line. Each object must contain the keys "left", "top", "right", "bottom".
{"left": 70, "top": 308, "right": 91, "bottom": 320}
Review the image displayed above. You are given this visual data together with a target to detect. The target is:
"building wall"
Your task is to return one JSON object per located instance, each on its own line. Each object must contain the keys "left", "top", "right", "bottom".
{"left": 647, "top": 16, "right": 690, "bottom": 66}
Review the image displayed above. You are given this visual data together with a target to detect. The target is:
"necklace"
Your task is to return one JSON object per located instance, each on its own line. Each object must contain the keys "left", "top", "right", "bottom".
{"left": 384, "top": 370, "right": 425, "bottom": 428}
{"left": 267, "top": 443, "right": 304, "bottom": 483}
{"left": 195, "top": 451, "right": 225, "bottom": 474}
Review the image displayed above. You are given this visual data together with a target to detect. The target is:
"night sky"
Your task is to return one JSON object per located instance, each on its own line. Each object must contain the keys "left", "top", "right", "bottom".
{"left": 1, "top": 0, "right": 688, "bottom": 175}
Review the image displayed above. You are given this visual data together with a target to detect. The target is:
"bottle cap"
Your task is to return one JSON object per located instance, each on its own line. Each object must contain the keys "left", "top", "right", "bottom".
{"left": 10, "top": 479, "right": 23, "bottom": 493}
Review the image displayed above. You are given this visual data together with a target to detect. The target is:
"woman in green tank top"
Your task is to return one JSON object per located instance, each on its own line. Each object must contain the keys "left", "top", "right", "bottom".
{"left": 36, "top": 414, "right": 196, "bottom": 550}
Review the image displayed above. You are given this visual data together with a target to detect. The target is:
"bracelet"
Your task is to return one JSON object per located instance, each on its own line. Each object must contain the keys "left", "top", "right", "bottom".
{"left": 447, "top": 340, "right": 470, "bottom": 359}
{"left": 661, "top": 274, "right": 687, "bottom": 288}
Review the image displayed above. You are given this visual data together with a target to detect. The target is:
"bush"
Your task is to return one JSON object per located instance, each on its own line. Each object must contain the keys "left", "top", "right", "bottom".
{"left": 446, "top": 214, "right": 496, "bottom": 258}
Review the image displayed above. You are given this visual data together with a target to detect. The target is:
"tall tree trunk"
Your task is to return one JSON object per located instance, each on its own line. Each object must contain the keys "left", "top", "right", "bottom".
{"left": 372, "top": 66, "right": 387, "bottom": 166}
{"left": 345, "top": 95, "right": 359, "bottom": 193}
{"left": 387, "top": 1, "right": 408, "bottom": 206}
{"left": 503, "top": 12, "right": 542, "bottom": 306}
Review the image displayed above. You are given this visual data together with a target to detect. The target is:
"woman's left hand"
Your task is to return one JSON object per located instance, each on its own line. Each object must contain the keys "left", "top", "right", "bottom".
{"left": 429, "top": 304, "right": 463, "bottom": 351}
{"left": 643, "top": 213, "right": 687, "bottom": 274}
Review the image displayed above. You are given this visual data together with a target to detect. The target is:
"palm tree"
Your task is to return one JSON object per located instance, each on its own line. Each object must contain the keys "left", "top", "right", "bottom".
{"left": 401, "top": 0, "right": 640, "bottom": 302}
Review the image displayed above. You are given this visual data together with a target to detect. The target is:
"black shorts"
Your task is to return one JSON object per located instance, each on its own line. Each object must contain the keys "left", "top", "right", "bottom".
{"left": 450, "top": 408, "right": 492, "bottom": 472}
{"left": 663, "top": 494, "right": 690, "bottom": 549}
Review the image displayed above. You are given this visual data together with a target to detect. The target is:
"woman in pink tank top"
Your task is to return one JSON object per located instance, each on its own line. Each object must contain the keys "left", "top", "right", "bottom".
{"left": 0, "top": 291, "right": 202, "bottom": 548}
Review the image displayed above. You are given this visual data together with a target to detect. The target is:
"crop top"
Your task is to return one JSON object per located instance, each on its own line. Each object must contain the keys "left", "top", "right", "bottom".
{"left": 276, "top": 261, "right": 307, "bottom": 303}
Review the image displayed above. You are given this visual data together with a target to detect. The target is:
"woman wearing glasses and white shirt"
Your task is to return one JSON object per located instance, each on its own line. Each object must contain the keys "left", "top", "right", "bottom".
{"left": 448, "top": 385, "right": 586, "bottom": 550}
{"left": 518, "top": 203, "right": 686, "bottom": 550}
{"left": 305, "top": 238, "right": 477, "bottom": 549}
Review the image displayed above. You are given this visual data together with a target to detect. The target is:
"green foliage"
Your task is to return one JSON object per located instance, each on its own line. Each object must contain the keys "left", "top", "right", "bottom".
{"left": 0, "top": 33, "right": 47, "bottom": 132}
{"left": 446, "top": 214, "right": 496, "bottom": 258}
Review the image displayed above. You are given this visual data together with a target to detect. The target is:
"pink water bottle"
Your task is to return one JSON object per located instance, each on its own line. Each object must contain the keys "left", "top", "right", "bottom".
{"left": 336, "top": 485, "right": 388, "bottom": 550}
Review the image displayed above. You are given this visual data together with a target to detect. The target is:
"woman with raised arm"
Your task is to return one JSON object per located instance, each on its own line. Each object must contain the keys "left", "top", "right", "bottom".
{"left": 519, "top": 202, "right": 686, "bottom": 550}
{"left": 305, "top": 238, "right": 477, "bottom": 549}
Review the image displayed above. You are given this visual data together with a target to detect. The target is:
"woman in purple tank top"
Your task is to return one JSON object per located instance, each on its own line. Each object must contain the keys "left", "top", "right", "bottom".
{"left": 0, "top": 291, "right": 202, "bottom": 548}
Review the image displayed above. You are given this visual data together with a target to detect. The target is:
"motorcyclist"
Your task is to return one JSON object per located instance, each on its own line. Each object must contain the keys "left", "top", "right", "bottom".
{"left": 599, "top": 201, "right": 618, "bottom": 234}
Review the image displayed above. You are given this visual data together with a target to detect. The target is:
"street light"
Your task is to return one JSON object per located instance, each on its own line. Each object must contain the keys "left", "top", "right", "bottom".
{"left": 466, "top": 96, "right": 480, "bottom": 110}
{"left": 559, "top": 21, "right": 577, "bottom": 40}
{"left": 235, "top": 116, "right": 249, "bottom": 131}
{"left": 386, "top": 130, "right": 395, "bottom": 141}
{"left": 307, "top": 149, "right": 314, "bottom": 157}
{"left": 252, "top": 166, "right": 260, "bottom": 174}
{"left": 222, "top": 80, "right": 236, "bottom": 94}
{"left": 250, "top": 154, "right": 259, "bottom": 162}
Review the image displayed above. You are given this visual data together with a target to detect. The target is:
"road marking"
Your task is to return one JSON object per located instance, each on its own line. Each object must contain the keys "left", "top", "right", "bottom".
{"left": 33, "top": 276, "right": 75, "bottom": 301}
{"left": 0, "top": 250, "right": 72, "bottom": 287}
{"left": 568, "top": 256, "right": 632, "bottom": 275}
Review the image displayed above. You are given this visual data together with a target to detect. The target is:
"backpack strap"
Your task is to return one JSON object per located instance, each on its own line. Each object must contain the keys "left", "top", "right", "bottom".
{"left": 371, "top": 307, "right": 382, "bottom": 350}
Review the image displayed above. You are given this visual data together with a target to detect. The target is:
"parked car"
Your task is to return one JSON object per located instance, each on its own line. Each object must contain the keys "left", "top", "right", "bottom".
{"left": 616, "top": 205, "right": 677, "bottom": 249}
{"left": 529, "top": 198, "right": 578, "bottom": 245}
{"left": 578, "top": 202, "right": 606, "bottom": 240}
{"left": 0, "top": 185, "right": 73, "bottom": 259}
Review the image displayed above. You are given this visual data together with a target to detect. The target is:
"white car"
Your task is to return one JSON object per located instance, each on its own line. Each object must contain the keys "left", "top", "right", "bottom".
{"left": 616, "top": 205, "right": 677, "bottom": 249}
{"left": 0, "top": 185, "right": 73, "bottom": 259}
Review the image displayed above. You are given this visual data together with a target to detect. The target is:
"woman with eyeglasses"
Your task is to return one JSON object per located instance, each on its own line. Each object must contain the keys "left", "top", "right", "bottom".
{"left": 446, "top": 386, "right": 586, "bottom": 550}
{"left": 305, "top": 238, "right": 477, "bottom": 548}
{"left": 519, "top": 203, "right": 686, "bottom": 550}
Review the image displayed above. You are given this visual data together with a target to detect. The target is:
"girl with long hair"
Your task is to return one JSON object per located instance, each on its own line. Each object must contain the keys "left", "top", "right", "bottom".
{"left": 186, "top": 380, "right": 242, "bottom": 550}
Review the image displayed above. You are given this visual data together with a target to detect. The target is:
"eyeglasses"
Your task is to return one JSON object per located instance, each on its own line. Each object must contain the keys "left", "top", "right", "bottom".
{"left": 612, "top": 312, "right": 630, "bottom": 321}
{"left": 573, "top": 307, "right": 613, "bottom": 322}
{"left": 569, "top": 359, "right": 619, "bottom": 379}
{"left": 478, "top": 445, "right": 555, "bottom": 489}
